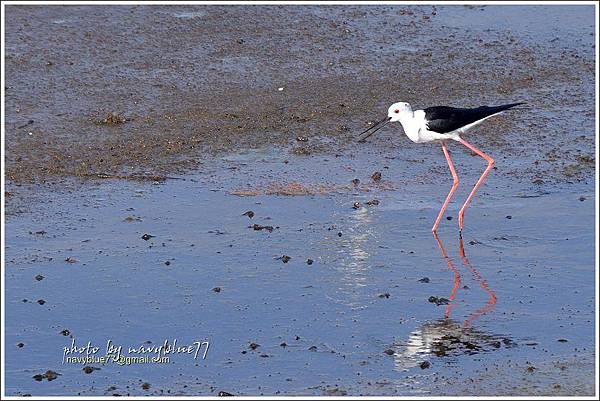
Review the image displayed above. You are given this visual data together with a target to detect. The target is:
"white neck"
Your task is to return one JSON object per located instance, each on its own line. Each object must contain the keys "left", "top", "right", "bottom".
{"left": 398, "top": 111, "right": 421, "bottom": 142}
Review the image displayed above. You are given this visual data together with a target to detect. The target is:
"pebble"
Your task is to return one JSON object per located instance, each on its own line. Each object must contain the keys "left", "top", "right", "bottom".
{"left": 253, "top": 224, "right": 274, "bottom": 232}
{"left": 82, "top": 366, "right": 100, "bottom": 374}
{"left": 276, "top": 255, "right": 291, "bottom": 263}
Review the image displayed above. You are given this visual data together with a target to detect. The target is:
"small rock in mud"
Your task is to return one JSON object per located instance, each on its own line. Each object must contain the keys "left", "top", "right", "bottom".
{"left": 306, "top": 258, "right": 314, "bottom": 265}
{"left": 123, "top": 215, "right": 142, "bottom": 222}
{"left": 164, "top": 260, "right": 171, "bottom": 266}
{"left": 280, "top": 342, "right": 287, "bottom": 347}
{"left": 33, "top": 370, "right": 60, "bottom": 382}
{"left": 365, "top": 199, "right": 380, "bottom": 206}
{"left": 371, "top": 171, "right": 382, "bottom": 181}
{"left": 218, "top": 391, "right": 234, "bottom": 396}
{"left": 95, "top": 112, "right": 127, "bottom": 125}
{"left": 526, "top": 366, "right": 536, "bottom": 373}
{"left": 37, "top": 299, "right": 46, "bottom": 305}
{"left": 34, "top": 274, "right": 45, "bottom": 281}
{"left": 337, "top": 232, "right": 343, "bottom": 237}
{"left": 351, "top": 178, "right": 360, "bottom": 186}
{"left": 352, "top": 202, "right": 361, "bottom": 210}
{"left": 17, "top": 342, "right": 24, "bottom": 348}
{"left": 531, "top": 178, "right": 544, "bottom": 185}
{"left": 249, "top": 342, "right": 260, "bottom": 350}
{"left": 575, "top": 154, "right": 595, "bottom": 164}
{"left": 378, "top": 293, "right": 390, "bottom": 299}
{"left": 383, "top": 349, "right": 395, "bottom": 356}
{"left": 292, "top": 147, "right": 311, "bottom": 156}
{"left": 506, "top": 215, "right": 512, "bottom": 219}
{"left": 296, "top": 136, "right": 308, "bottom": 142}
{"left": 32, "top": 374, "right": 44, "bottom": 382}
{"left": 64, "top": 257, "right": 78, "bottom": 263}
{"left": 418, "top": 277, "right": 430, "bottom": 283}
{"left": 420, "top": 361, "right": 431, "bottom": 369}
{"left": 141, "top": 233, "right": 154, "bottom": 241}
{"left": 446, "top": 216, "right": 453, "bottom": 220}
{"left": 141, "top": 382, "right": 151, "bottom": 390}
{"left": 60, "top": 329, "right": 71, "bottom": 336}
{"left": 253, "top": 224, "right": 274, "bottom": 232}
{"left": 557, "top": 338, "right": 568, "bottom": 342}
{"left": 428, "top": 296, "right": 450, "bottom": 305}
{"left": 579, "top": 196, "right": 586, "bottom": 201}
{"left": 212, "top": 287, "right": 221, "bottom": 293}
{"left": 276, "top": 255, "right": 291, "bottom": 263}
{"left": 82, "top": 366, "right": 100, "bottom": 374}
{"left": 242, "top": 210, "right": 255, "bottom": 218}
{"left": 308, "top": 345, "right": 318, "bottom": 352}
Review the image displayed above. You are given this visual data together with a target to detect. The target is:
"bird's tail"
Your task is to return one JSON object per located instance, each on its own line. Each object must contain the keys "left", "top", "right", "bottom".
{"left": 494, "top": 102, "right": 526, "bottom": 112}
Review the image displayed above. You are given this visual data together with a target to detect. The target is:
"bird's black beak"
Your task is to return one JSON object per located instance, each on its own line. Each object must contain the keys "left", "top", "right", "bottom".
{"left": 357, "top": 116, "right": 391, "bottom": 143}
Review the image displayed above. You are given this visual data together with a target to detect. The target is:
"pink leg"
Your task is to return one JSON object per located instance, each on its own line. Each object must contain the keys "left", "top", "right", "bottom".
{"left": 432, "top": 142, "right": 459, "bottom": 233}
{"left": 457, "top": 138, "right": 495, "bottom": 231}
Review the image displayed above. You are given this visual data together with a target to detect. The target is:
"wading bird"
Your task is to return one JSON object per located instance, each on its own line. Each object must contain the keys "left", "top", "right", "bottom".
{"left": 358, "top": 101, "right": 524, "bottom": 232}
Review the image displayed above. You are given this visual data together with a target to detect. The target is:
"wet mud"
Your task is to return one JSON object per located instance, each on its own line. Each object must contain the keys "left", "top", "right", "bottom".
{"left": 4, "top": 4, "right": 595, "bottom": 204}
{"left": 3, "top": 4, "right": 597, "bottom": 397}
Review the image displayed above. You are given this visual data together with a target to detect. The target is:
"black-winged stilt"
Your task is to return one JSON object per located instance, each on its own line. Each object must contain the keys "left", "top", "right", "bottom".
{"left": 358, "top": 101, "right": 525, "bottom": 232}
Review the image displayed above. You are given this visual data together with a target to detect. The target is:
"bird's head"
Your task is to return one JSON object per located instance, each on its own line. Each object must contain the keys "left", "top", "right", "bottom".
{"left": 388, "top": 102, "right": 413, "bottom": 122}
{"left": 357, "top": 101, "right": 413, "bottom": 143}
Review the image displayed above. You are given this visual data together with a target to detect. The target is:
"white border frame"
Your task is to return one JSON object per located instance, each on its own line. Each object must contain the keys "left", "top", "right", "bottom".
{"left": 1, "top": 1, "right": 598, "bottom": 400}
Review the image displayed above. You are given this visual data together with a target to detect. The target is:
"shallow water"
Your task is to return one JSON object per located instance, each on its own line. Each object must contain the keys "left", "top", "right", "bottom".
{"left": 4, "top": 147, "right": 596, "bottom": 396}
{"left": 4, "top": 3, "right": 597, "bottom": 397}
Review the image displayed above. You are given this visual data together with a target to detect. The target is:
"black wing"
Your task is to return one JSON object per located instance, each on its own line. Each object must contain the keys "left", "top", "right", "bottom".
{"left": 424, "top": 103, "right": 525, "bottom": 134}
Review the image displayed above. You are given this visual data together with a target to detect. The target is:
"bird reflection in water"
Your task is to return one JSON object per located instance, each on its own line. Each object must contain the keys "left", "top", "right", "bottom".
{"left": 392, "top": 233, "right": 514, "bottom": 372}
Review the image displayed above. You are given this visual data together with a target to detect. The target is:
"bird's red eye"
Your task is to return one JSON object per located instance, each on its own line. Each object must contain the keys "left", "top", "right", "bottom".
{"left": 394, "top": 109, "right": 400, "bottom": 113}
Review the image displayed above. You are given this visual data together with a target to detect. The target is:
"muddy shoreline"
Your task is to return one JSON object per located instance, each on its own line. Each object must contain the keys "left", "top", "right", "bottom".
{"left": 4, "top": 5, "right": 595, "bottom": 211}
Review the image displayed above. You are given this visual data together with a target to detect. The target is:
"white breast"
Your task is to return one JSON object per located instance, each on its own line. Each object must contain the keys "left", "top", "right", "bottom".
{"left": 400, "top": 110, "right": 458, "bottom": 143}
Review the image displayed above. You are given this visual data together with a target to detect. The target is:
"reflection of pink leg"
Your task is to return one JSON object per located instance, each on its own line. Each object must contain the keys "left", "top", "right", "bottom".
{"left": 457, "top": 138, "right": 495, "bottom": 232}
{"left": 432, "top": 142, "right": 459, "bottom": 233}
{"left": 459, "top": 237, "right": 497, "bottom": 329}
{"left": 433, "top": 233, "right": 461, "bottom": 319}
